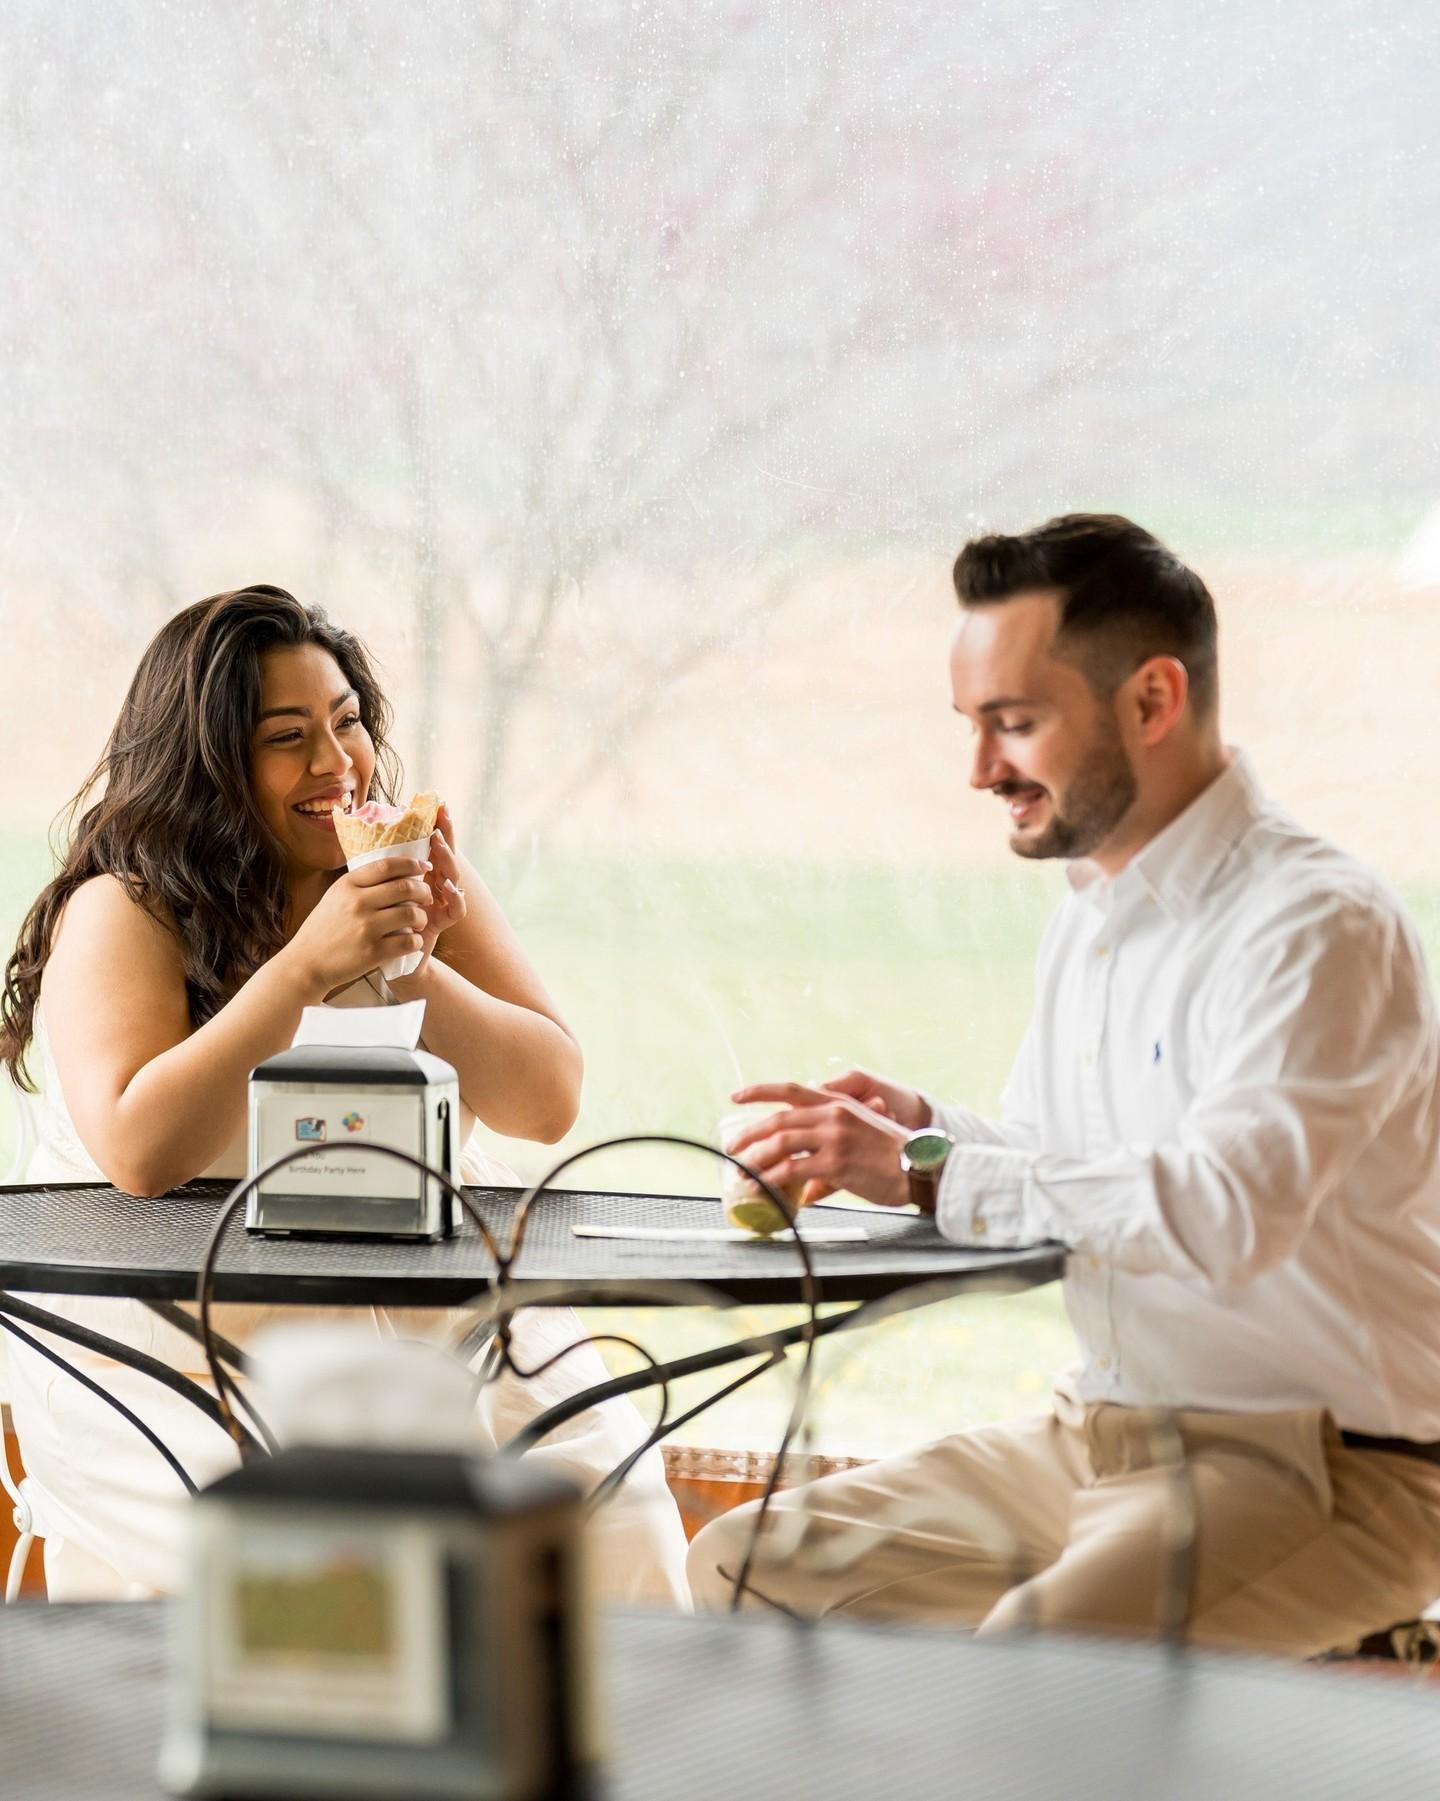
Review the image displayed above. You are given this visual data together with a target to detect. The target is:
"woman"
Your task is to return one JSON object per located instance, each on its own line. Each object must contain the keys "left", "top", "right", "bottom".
{"left": 0, "top": 584, "right": 688, "bottom": 1604}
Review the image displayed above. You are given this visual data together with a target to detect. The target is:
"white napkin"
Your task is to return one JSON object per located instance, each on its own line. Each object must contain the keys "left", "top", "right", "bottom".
{"left": 292, "top": 999, "right": 426, "bottom": 1049}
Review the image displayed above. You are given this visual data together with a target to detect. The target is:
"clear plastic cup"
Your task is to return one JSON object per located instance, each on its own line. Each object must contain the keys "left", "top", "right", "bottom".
{"left": 717, "top": 1109, "right": 809, "bottom": 1237}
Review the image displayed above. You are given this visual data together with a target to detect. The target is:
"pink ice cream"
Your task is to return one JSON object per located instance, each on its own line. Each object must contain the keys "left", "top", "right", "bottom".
{"left": 349, "top": 799, "right": 408, "bottom": 826}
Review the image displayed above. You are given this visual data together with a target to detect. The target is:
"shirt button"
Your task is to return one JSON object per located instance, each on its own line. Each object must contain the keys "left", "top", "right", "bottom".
{"left": 1098, "top": 1356, "right": 1112, "bottom": 1370}
{"left": 971, "top": 1219, "right": 988, "bottom": 1238}
{"left": 1094, "top": 945, "right": 1111, "bottom": 961}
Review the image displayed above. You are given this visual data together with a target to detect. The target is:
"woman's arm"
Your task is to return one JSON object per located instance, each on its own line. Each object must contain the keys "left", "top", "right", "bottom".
{"left": 388, "top": 846, "right": 583, "bottom": 1143}
{"left": 42, "top": 876, "right": 327, "bottom": 1196}
{"left": 43, "top": 858, "right": 433, "bottom": 1197}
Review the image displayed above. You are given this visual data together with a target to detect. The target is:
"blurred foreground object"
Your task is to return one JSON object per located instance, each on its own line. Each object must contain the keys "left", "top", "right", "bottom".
{"left": 160, "top": 1332, "right": 596, "bottom": 1799}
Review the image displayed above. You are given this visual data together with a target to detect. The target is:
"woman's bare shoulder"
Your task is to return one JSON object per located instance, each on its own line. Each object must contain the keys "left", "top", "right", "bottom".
{"left": 50, "top": 874, "right": 185, "bottom": 969}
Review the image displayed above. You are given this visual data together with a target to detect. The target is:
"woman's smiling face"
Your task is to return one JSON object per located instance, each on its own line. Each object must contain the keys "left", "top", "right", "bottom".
{"left": 250, "top": 642, "right": 376, "bottom": 875}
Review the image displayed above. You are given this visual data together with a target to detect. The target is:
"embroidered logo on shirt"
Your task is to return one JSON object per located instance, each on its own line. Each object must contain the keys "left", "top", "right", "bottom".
{"left": 1152, "top": 1040, "right": 1163, "bottom": 1066}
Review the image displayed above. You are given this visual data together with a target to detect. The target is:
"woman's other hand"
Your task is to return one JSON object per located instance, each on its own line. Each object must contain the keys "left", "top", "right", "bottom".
{"left": 384, "top": 801, "right": 467, "bottom": 991}
{"left": 284, "top": 855, "right": 432, "bottom": 994}
{"left": 416, "top": 802, "right": 467, "bottom": 964}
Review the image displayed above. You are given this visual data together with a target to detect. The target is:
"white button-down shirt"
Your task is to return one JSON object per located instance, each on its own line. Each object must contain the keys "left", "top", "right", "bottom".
{"left": 932, "top": 751, "right": 1440, "bottom": 1437}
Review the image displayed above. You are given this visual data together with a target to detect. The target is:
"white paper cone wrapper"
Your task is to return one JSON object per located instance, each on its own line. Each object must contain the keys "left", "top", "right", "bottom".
{"left": 344, "top": 831, "right": 433, "bottom": 979}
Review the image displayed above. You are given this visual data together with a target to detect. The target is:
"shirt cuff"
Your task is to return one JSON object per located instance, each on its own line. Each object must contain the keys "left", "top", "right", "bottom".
{"left": 935, "top": 1143, "right": 1036, "bottom": 1246}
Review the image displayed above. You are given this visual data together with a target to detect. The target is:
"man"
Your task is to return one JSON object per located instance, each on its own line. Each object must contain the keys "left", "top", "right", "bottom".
{"left": 688, "top": 513, "right": 1440, "bottom": 1656}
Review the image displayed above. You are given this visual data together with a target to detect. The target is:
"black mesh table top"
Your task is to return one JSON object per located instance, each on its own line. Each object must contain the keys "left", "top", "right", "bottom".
{"left": 4, "top": 1602, "right": 1438, "bottom": 1800}
{"left": 0, "top": 1179, "right": 1064, "bottom": 1306}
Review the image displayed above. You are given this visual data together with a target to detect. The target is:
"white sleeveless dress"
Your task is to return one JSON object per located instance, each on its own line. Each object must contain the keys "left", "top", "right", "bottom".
{"left": 7, "top": 982, "right": 689, "bottom": 1606}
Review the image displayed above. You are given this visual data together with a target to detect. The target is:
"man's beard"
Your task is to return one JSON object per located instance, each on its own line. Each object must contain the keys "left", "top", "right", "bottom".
{"left": 1006, "top": 719, "right": 1137, "bottom": 861}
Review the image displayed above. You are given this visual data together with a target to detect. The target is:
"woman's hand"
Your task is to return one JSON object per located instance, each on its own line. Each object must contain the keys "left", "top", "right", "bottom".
{"left": 284, "top": 855, "right": 433, "bottom": 995}
{"left": 411, "top": 801, "right": 468, "bottom": 970}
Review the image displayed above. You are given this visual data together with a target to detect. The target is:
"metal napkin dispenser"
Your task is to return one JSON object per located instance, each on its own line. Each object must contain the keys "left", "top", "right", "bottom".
{"left": 160, "top": 1445, "right": 596, "bottom": 1800}
{"left": 247, "top": 1003, "right": 458, "bottom": 1239}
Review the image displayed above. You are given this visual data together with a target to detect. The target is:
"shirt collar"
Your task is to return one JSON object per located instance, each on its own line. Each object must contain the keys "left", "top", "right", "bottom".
{"left": 1066, "top": 749, "right": 1264, "bottom": 919}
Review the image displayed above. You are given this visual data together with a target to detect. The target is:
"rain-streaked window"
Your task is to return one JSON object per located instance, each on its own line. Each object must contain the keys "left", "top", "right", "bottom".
{"left": 3, "top": 0, "right": 1437, "bottom": 1451}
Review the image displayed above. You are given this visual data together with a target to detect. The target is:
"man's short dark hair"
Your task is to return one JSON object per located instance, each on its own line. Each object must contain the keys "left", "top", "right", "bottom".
{"left": 953, "top": 514, "right": 1219, "bottom": 715}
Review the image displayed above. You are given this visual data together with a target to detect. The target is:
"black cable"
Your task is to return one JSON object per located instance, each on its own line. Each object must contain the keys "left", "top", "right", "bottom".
{"left": 589, "top": 1348, "right": 786, "bottom": 1512}
{"left": 145, "top": 1298, "right": 249, "bottom": 1376}
{"left": 500, "top": 1330, "right": 673, "bottom": 1457}
{"left": 199, "top": 1128, "right": 821, "bottom": 1618}
{"left": 0, "top": 1291, "right": 252, "bottom": 1451}
{"left": 729, "top": 1333, "right": 816, "bottom": 1613}
{"left": 464, "top": 1336, "right": 506, "bottom": 1414}
{"left": 199, "top": 1142, "right": 505, "bottom": 1457}
{"left": 0, "top": 1316, "right": 198, "bottom": 1496}
{"left": 450, "top": 1314, "right": 501, "bottom": 1366}
{"left": 713, "top": 1562, "right": 805, "bottom": 1621}
{"left": 501, "top": 1133, "right": 823, "bottom": 1614}
{"left": 456, "top": 1273, "right": 749, "bottom": 1377}
{"left": 142, "top": 1299, "right": 280, "bottom": 1456}
{"left": 501, "top": 1305, "right": 859, "bottom": 1454}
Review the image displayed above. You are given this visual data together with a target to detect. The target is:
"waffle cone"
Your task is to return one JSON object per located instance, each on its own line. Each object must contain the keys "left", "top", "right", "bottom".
{"left": 332, "top": 790, "right": 440, "bottom": 859}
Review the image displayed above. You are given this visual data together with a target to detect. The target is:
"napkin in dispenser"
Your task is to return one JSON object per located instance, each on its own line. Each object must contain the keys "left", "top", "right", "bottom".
{"left": 246, "top": 1002, "right": 458, "bottom": 1240}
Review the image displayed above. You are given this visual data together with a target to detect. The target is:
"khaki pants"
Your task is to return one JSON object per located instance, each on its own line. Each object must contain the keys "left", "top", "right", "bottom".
{"left": 686, "top": 1391, "right": 1440, "bottom": 1656}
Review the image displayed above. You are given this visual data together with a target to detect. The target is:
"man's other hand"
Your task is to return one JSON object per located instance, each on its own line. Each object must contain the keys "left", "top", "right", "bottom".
{"left": 726, "top": 1080, "right": 916, "bottom": 1209}
{"left": 815, "top": 1068, "right": 932, "bottom": 1132}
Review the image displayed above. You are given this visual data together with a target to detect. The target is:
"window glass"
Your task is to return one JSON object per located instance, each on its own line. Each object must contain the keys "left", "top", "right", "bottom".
{"left": 3, "top": 1, "right": 1437, "bottom": 1447}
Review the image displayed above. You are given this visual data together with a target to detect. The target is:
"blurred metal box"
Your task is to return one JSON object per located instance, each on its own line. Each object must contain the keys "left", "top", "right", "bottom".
{"left": 160, "top": 1446, "right": 595, "bottom": 1799}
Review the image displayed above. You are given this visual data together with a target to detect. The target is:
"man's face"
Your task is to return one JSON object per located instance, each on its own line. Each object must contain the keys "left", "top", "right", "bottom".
{"left": 950, "top": 590, "right": 1137, "bottom": 861}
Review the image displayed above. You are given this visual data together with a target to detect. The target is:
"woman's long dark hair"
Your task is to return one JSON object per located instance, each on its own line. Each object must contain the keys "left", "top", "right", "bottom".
{"left": 1, "top": 585, "right": 401, "bottom": 1091}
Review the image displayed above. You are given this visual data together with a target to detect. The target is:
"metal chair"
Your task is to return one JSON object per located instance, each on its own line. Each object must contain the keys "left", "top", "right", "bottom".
{"left": 2, "top": 1072, "right": 41, "bottom": 1599}
{"left": 0, "top": 1404, "right": 38, "bottom": 1601}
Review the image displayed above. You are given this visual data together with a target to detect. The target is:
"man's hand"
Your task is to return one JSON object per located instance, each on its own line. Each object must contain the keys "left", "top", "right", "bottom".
{"left": 813, "top": 1068, "right": 932, "bottom": 1133}
{"left": 726, "top": 1080, "right": 917, "bottom": 1210}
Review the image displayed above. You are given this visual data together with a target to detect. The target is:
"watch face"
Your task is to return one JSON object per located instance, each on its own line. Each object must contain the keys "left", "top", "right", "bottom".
{"left": 903, "top": 1129, "right": 952, "bottom": 1174}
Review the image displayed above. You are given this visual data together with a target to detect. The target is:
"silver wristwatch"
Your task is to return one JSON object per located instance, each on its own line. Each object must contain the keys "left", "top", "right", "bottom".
{"left": 899, "top": 1127, "right": 954, "bottom": 1213}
